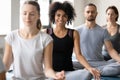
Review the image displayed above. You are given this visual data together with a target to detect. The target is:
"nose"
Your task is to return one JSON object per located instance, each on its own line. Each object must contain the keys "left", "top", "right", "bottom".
{"left": 26, "top": 14, "right": 30, "bottom": 20}
{"left": 89, "top": 12, "right": 93, "bottom": 16}
{"left": 108, "top": 14, "right": 112, "bottom": 17}
{"left": 59, "top": 16, "right": 63, "bottom": 20}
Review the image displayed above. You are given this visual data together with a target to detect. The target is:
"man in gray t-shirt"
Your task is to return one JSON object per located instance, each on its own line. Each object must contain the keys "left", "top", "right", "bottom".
{"left": 77, "top": 24, "right": 110, "bottom": 61}
{"left": 74, "top": 3, "right": 120, "bottom": 77}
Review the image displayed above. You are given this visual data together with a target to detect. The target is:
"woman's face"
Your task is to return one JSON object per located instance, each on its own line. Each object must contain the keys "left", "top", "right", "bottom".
{"left": 106, "top": 9, "right": 117, "bottom": 22}
{"left": 21, "top": 4, "right": 40, "bottom": 27}
{"left": 55, "top": 9, "right": 68, "bottom": 26}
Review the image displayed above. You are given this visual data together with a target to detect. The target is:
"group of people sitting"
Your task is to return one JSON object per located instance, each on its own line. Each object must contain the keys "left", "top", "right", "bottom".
{"left": 0, "top": 0, "right": 120, "bottom": 80}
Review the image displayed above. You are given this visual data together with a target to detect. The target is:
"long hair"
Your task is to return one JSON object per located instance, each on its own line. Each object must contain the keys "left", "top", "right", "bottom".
{"left": 23, "top": 0, "right": 42, "bottom": 29}
{"left": 106, "top": 6, "right": 119, "bottom": 21}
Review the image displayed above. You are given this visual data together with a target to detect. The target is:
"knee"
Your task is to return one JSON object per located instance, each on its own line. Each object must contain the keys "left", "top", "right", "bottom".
{"left": 65, "top": 70, "right": 92, "bottom": 80}
{"left": 73, "top": 61, "right": 84, "bottom": 70}
{"left": 78, "top": 70, "right": 92, "bottom": 80}
{"left": 101, "top": 67, "right": 120, "bottom": 76}
{"left": 84, "top": 70, "right": 92, "bottom": 80}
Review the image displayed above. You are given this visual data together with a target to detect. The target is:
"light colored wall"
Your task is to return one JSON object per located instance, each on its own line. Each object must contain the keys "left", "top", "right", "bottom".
{"left": 74, "top": 0, "right": 120, "bottom": 27}
{"left": 74, "top": 0, "right": 85, "bottom": 27}
{"left": 11, "top": 0, "right": 20, "bottom": 30}
{"left": 1, "top": 0, "right": 120, "bottom": 54}
{"left": 0, "top": 0, "right": 20, "bottom": 56}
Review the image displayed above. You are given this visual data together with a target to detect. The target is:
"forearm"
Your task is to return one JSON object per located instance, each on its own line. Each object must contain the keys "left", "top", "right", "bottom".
{"left": 3, "top": 42, "right": 13, "bottom": 71}
{"left": 76, "top": 55, "right": 92, "bottom": 70}
{"left": 44, "top": 68, "right": 56, "bottom": 79}
{"left": 109, "top": 49, "right": 120, "bottom": 61}
{"left": 105, "top": 40, "right": 120, "bottom": 61}
{"left": 3, "top": 59, "right": 12, "bottom": 71}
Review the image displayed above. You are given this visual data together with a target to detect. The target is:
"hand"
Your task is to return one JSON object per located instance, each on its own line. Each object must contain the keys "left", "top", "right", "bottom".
{"left": 88, "top": 67, "right": 101, "bottom": 80}
{"left": 54, "top": 70, "right": 65, "bottom": 80}
{"left": 117, "top": 61, "right": 120, "bottom": 64}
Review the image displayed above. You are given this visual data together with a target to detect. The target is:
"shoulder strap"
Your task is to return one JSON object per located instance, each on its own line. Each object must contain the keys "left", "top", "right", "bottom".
{"left": 68, "top": 29, "right": 74, "bottom": 38}
{"left": 47, "top": 28, "right": 53, "bottom": 35}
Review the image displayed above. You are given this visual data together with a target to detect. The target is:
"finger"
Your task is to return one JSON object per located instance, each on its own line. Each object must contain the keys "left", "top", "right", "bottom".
{"left": 95, "top": 70, "right": 101, "bottom": 80}
{"left": 61, "top": 70, "right": 65, "bottom": 78}
{"left": 92, "top": 69, "right": 100, "bottom": 80}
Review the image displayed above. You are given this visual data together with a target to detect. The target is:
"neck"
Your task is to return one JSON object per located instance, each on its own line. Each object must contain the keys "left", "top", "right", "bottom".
{"left": 20, "top": 27, "right": 39, "bottom": 39}
{"left": 107, "top": 22, "right": 117, "bottom": 27}
{"left": 54, "top": 25, "right": 66, "bottom": 31}
{"left": 85, "top": 20, "right": 96, "bottom": 29}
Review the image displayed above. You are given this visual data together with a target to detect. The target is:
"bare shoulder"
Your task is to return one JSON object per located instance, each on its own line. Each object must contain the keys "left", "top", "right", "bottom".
{"left": 73, "top": 30, "right": 79, "bottom": 35}
{"left": 73, "top": 30, "right": 80, "bottom": 39}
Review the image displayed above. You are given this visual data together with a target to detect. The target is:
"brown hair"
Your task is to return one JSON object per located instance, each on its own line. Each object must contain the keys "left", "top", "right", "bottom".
{"left": 23, "top": 0, "right": 41, "bottom": 29}
{"left": 106, "top": 6, "right": 119, "bottom": 21}
{"left": 85, "top": 3, "right": 97, "bottom": 11}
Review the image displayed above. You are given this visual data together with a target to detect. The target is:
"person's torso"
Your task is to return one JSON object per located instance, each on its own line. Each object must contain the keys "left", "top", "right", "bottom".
{"left": 108, "top": 25, "right": 120, "bottom": 53}
{"left": 102, "top": 24, "right": 120, "bottom": 60}
{"left": 47, "top": 28, "right": 74, "bottom": 71}
{"left": 77, "top": 24, "right": 110, "bottom": 61}
{"left": 6, "top": 30, "right": 52, "bottom": 79}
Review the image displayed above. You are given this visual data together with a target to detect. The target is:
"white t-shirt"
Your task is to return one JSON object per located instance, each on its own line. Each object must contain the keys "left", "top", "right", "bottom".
{"left": 5, "top": 30, "right": 53, "bottom": 80}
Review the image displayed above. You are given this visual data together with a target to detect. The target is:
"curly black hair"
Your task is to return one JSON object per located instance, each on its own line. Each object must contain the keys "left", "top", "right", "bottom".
{"left": 49, "top": 1, "right": 76, "bottom": 25}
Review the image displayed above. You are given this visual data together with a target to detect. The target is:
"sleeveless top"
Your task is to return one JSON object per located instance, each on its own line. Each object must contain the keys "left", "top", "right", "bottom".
{"left": 47, "top": 28, "right": 74, "bottom": 71}
{"left": 102, "top": 24, "right": 120, "bottom": 60}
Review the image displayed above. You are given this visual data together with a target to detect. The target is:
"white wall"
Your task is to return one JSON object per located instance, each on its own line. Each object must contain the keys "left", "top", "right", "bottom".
{"left": 1, "top": 0, "right": 120, "bottom": 55}
{"left": 74, "top": 0, "right": 120, "bottom": 27}
{"left": 0, "top": 0, "right": 20, "bottom": 56}
{"left": 11, "top": 0, "right": 20, "bottom": 30}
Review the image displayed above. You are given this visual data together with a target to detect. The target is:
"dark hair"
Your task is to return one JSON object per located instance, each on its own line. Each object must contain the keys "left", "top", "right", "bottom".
{"left": 106, "top": 6, "right": 119, "bottom": 21}
{"left": 85, "top": 3, "right": 97, "bottom": 11}
{"left": 49, "top": 1, "right": 76, "bottom": 25}
{"left": 23, "top": 0, "right": 41, "bottom": 29}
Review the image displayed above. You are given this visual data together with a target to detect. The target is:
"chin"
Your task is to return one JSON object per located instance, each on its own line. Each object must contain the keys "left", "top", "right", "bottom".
{"left": 87, "top": 19, "right": 95, "bottom": 21}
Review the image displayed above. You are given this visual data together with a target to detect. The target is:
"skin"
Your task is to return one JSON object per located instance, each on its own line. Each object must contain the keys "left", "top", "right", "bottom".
{"left": 53, "top": 9, "right": 100, "bottom": 80}
{"left": 0, "top": 71, "right": 6, "bottom": 80}
{"left": 84, "top": 5, "right": 98, "bottom": 29}
{"left": 3, "top": 4, "right": 65, "bottom": 80}
{"left": 84, "top": 5, "right": 100, "bottom": 80}
{"left": 105, "top": 8, "right": 120, "bottom": 61}
{"left": 84, "top": 5, "right": 120, "bottom": 79}
{"left": 106, "top": 9, "right": 118, "bottom": 36}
